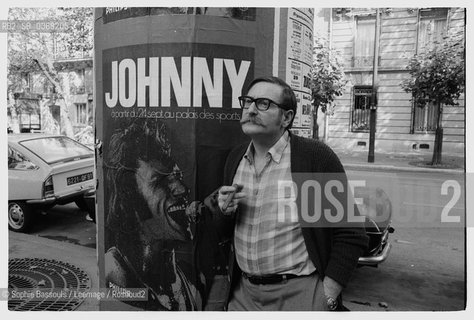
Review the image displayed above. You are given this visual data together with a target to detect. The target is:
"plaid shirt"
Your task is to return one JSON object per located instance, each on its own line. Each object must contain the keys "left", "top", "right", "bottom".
{"left": 232, "top": 131, "right": 316, "bottom": 276}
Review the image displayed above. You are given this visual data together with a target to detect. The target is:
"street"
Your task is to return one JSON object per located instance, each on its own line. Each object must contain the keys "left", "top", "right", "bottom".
{"left": 9, "top": 170, "right": 466, "bottom": 311}
{"left": 344, "top": 170, "right": 465, "bottom": 311}
{"left": 21, "top": 203, "right": 97, "bottom": 249}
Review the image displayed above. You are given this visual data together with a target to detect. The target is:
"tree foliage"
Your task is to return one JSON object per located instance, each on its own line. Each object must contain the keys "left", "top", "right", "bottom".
{"left": 310, "top": 34, "right": 347, "bottom": 116}
{"left": 401, "top": 34, "right": 465, "bottom": 108}
{"left": 56, "top": 8, "right": 93, "bottom": 57}
{"left": 400, "top": 30, "right": 465, "bottom": 165}
{"left": 7, "top": 8, "right": 93, "bottom": 136}
{"left": 8, "top": 8, "right": 93, "bottom": 63}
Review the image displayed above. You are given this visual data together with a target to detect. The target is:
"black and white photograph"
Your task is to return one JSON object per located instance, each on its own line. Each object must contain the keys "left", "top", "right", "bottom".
{"left": 2, "top": 1, "right": 470, "bottom": 317}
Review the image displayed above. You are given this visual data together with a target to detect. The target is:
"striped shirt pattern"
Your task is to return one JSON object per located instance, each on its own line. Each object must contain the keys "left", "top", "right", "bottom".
{"left": 232, "top": 131, "right": 316, "bottom": 276}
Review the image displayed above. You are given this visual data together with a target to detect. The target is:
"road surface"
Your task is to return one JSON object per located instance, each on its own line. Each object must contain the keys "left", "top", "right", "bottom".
{"left": 27, "top": 203, "right": 96, "bottom": 248}
{"left": 343, "top": 170, "right": 465, "bottom": 311}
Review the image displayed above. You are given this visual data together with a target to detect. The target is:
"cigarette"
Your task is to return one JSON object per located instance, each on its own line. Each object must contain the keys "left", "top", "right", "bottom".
{"left": 222, "top": 184, "right": 243, "bottom": 211}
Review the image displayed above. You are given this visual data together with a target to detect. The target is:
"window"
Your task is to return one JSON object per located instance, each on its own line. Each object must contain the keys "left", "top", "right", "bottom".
{"left": 70, "top": 69, "right": 86, "bottom": 94}
{"left": 417, "top": 8, "right": 448, "bottom": 54}
{"left": 75, "top": 103, "right": 87, "bottom": 124}
{"left": 8, "top": 147, "right": 38, "bottom": 170}
{"left": 412, "top": 105, "right": 439, "bottom": 132}
{"left": 20, "top": 136, "right": 93, "bottom": 165}
{"left": 412, "top": 8, "right": 448, "bottom": 132}
{"left": 353, "top": 16, "right": 375, "bottom": 67}
{"left": 351, "top": 86, "right": 372, "bottom": 132}
{"left": 19, "top": 109, "right": 40, "bottom": 133}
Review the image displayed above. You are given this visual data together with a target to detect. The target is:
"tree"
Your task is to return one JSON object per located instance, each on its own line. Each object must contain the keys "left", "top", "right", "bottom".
{"left": 401, "top": 33, "right": 465, "bottom": 165}
{"left": 310, "top": 34, "right": 347, "bottom": 140}
{"left": 7, "top": 7, "right": 93, "bottom": 136}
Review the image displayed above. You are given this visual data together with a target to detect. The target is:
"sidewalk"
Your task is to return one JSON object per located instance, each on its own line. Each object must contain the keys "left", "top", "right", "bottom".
{"left": 334, "top": 149, "right": 465, "bottom": 174}
{"left": 8, "top": 232, "right": 378, "bottom": 312}
{"left": 8, "top": 231, "right": 99, "bottom": 311}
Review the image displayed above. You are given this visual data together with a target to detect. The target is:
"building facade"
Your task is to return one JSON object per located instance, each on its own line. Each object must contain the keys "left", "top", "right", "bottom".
{"left": 8, "top": 57, "right": 93, "bottom": 136}
{"left": 326, "top": 7, "right": 465, "bottom": 155}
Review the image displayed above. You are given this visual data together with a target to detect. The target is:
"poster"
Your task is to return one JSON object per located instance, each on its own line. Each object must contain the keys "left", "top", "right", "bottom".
{"left": 101, "top": 43, "right": 252, "bottom": 310}
{"left": 285, "top": 8, "right": 314, "bottom": 130}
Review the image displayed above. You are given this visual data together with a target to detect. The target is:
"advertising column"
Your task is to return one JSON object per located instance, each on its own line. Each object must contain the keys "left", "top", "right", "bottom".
{"left": 94, "top": 7, "right": 313, "bottom": 311}
{"left": 285, "top": 8, "right": 314, "bottom": 138}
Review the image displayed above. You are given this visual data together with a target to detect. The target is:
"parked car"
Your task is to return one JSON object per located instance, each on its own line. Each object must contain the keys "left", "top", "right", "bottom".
{"left": 357, "top": 187, "right": 394, "bottom": 267}
{"left": 8, "top": 133, "right": 95, "bottom": 232}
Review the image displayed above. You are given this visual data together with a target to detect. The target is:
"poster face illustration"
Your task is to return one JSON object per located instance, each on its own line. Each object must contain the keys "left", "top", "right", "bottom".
{"left": 104, "top": 119, "right": 199, "bottom": 310}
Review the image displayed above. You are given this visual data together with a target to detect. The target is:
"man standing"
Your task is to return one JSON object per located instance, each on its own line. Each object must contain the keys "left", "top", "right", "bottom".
{"left": 212, "top": 76, "right": 368, "bottom": 311}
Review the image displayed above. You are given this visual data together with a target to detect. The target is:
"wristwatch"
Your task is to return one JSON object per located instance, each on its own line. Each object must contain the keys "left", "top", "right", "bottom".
{"left": 326, "top": 296, "right": 338, "bottom": 311}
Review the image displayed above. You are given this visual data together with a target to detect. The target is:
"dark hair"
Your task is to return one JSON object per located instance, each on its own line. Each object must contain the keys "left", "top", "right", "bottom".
{"left": 105, "top": 119, "right": 175, "bottom": 237}
{"left": 246, "top": 76, "right": 297, "bottom": 129}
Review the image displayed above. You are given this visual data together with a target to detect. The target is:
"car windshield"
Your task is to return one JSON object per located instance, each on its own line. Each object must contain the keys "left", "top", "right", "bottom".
{"left": 20, "top": 136, "right": 93, "bottom": 164}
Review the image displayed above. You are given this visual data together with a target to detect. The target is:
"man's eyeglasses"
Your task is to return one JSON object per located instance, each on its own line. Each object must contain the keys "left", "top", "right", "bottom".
{"left": 238, "top": 96, "right": 285, "bottom": 111}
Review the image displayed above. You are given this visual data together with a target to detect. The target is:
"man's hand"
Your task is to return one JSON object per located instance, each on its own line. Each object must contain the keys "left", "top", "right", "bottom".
{"left": 218, "top": 184, "right": 245, "bottom": 215}
{"left": 185, "top": 201, "right": 202, "bottom": 223}
{"left": 323, "top": 276, "right": 343, "bottom": 300}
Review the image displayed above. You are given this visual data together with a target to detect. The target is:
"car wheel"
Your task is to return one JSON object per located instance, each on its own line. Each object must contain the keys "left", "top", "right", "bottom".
{"left": 8, "top": 201, "right": 34, "bottom": 232}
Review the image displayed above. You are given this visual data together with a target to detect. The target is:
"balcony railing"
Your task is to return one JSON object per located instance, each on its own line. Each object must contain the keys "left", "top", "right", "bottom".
{"left": 351, "top": 86, "right": 372, "bottom": 132}
{"left": 413, "top": 104, "right": 438, "bottom": 133}
{"left": 70, "top": 86, "right": 86, "bottom": 95}
{"left": 352, "top": 55, "right": 381, "bottom": 68}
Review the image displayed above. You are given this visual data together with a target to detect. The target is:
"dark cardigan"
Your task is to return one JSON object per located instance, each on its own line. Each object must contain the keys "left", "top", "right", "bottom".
{"left": 224, "top": 135, "right": 368, "bottom": 286}
{"left": 203, "top": 133, "right": 369, "bottom": 308}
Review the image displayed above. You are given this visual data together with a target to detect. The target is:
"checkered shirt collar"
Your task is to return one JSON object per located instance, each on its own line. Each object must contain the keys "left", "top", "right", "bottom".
{"left": 243, "top": 131, "right": 290, "bottom": 165}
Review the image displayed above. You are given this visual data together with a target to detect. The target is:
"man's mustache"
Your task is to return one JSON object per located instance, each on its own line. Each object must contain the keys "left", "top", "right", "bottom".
{"left": 240, "top": 117, "right": 264, "bottom": 126}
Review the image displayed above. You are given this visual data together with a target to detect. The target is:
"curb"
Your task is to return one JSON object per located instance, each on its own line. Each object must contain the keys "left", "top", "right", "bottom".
{"left": 343, "top": 163, "right": 464, "bottom": 175}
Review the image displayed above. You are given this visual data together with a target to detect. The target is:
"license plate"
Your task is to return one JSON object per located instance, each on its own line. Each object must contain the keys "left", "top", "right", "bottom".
{"left": 67, "top": 172, "right": 93, "bottom": 186}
